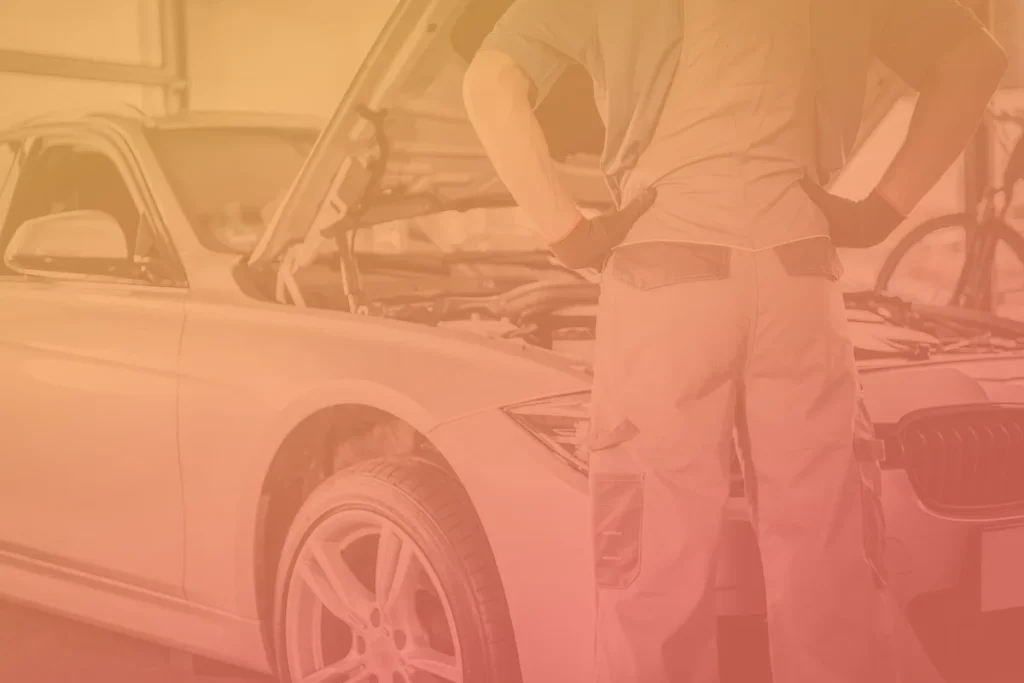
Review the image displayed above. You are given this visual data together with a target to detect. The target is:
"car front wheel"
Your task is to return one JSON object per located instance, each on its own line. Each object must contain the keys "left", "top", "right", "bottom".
{"left": 272, "top": 457, "right": 521, "bottom": 683}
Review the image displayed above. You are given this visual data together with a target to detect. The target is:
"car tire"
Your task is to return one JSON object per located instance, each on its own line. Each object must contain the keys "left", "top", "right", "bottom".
{"left": 272, "top": 456, "right": 522, "bottom": 683}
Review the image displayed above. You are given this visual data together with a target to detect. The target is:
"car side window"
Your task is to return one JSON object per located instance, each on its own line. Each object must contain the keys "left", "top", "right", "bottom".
{"left": 0, "top": 140, "right": 27, "bottom": 232}
{"left": 1, "top": 138, "right": 173, "bottom": 284}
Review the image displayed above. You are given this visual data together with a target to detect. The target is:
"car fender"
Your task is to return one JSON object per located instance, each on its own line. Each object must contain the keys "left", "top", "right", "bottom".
{"left": 860, "top": 362, "right": 1017, "bottom": 425}
{"left": 187, "top": 378, "right": 440, "bottom": 622}
{"left": 257, "top": 377, "right": 442, "bottom": 465}
{"left": 175, "top": 298, "right": 589, "bottom": 652}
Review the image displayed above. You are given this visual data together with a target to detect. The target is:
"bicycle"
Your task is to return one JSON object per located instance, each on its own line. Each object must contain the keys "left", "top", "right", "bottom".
{"left": 874, "top": 112, "right": 1024, "bottom": 316}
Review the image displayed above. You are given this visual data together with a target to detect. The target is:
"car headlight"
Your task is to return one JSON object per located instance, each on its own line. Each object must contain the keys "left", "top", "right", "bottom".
{"left": 502, "top": 391, "right": 591, "bottom": 473}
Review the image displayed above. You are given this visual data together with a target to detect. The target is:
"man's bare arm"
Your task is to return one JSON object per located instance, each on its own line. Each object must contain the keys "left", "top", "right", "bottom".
{"left": 463, "top": 50, "right": 584, "bottom": 241}
{"left": 804, "top": 28, "right": 1007, "bottom": 248}
{"left": 878, "top": 30, "right": 1008, "bottom": 215}
{"left": 463, "top": 50, "right": 656, "bottom": 268}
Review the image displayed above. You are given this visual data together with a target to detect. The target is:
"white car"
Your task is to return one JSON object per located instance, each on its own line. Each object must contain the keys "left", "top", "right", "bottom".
{"left": 0, "top": 2, "right": 1022, "bottom": 682}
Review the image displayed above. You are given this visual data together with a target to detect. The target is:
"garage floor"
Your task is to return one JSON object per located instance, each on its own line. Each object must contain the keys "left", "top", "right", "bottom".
{"left": 0, "top": 601, "right": 271, "bottom": 683}
{"left": 0, "top": 600, "right": 1016, "bottom": 683}
{"left": 0, "top": 602, "right": 776, "bottom": 683}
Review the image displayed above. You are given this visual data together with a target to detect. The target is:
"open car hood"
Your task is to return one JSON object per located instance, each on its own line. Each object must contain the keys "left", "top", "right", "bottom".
{"left": 249, "top": 0, "right": 471, "bottom": 265}
{"left": 248, "top": 0, "right": 909, "bottom": 266}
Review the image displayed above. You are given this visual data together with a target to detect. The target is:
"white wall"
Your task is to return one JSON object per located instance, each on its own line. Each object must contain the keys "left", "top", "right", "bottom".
{"left": 1, "top": 0, "right": 1021, "bottom": 119}
{"left": 0, "top": 0, "right": 152, "bottom": 63}
{"left": 185, "top": 0, "right": 396, "bottom": 116}
{"left": 0, "top": 0, "right": 397, "bottom": 122}
{"left": 995, "top": 0, "right": 1024, "bottom": 87}
{"left": 0, "top": 0, "right": 157, "bottom": 122}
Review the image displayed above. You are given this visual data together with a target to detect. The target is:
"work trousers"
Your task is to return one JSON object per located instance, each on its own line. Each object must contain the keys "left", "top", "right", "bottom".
{"left": 586, "top": 237, "right": 900, "bottom": 683}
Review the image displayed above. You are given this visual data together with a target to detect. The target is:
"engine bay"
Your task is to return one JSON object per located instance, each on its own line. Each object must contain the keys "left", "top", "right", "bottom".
{"left": 243, "top": 244, "right": 1024, "bottom": 372}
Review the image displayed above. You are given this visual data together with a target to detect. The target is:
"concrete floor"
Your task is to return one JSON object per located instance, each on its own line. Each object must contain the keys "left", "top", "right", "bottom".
{"left": 0, "top": 600, "right": 1016, "bottom": 683}
{"left": 0, "top": 601, "right": 775, "bottom": 683}
{"left": 0, "top": 601, "right": 270, "bottom": 683}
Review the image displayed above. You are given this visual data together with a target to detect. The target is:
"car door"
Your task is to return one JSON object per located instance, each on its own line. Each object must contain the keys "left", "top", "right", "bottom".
{"left": 0, "top": 126, "right": 187, "bottom": 596}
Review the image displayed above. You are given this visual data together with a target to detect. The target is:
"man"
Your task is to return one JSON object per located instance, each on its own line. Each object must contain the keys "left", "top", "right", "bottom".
{"left": 463, "top": 1, "right": 1006, "bottom": 682}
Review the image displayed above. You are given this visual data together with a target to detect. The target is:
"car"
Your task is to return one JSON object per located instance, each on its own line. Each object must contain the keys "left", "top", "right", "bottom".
{"left": 1, "top": 2, "right": 1023, "bottom": 683}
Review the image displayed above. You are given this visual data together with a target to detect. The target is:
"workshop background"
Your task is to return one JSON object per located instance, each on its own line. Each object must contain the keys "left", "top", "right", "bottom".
{"left": 0, "top": 0, "right": 398, "bottom": 119}
{"left": 0, "top": 1, "right": 1023, "bottom": 682}
{"left": 6, "top": 0, "right": 1023, "bottom": 291}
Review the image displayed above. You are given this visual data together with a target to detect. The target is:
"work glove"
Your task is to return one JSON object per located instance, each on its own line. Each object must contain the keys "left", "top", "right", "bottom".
{"left": 800, "top": 178, "right": 905, "bottom": 249}
{"left": 549, "top": 188, "right": 658, "bottom": 269}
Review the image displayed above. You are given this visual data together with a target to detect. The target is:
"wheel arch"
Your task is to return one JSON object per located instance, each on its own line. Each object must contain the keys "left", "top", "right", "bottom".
{"left": 249, "top": 382, "right": 471, "bottom": 667}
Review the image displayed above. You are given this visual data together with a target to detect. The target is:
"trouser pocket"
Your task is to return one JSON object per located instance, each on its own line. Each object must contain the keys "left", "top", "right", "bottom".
{"left": 606, "top": 242, "right": 731, "bottom": 290}
{"left": 591, "top": 469, "right": 646, "bottom": 590}
{"left": 855, "top": 433, "right": 888, "bottom": 589}
{"left": 773, "top": 236, "right": 844, "bottom": 281}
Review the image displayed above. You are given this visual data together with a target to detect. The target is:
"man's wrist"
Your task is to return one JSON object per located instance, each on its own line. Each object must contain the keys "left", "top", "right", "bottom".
{"left": 864, "top": 189, "right": 906, "bottom": 228}
{"left": 549, "top": 217, "right": 603, "bottom": 269}
{"left": 872, "top": 183, "right": 915, "bottom": 218}
{"left": 548, "top": 206, "right": 587, "bottom": 243}
{"left": 843, "top": 189, "right": 905, "bottom": 249}
{"left": 547, "top": 188, "right": 657, "bottom": 268}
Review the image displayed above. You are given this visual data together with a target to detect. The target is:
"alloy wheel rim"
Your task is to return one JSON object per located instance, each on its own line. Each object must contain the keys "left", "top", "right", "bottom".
{"left": 285, "top": 509, "right": 464, "bottom": 683}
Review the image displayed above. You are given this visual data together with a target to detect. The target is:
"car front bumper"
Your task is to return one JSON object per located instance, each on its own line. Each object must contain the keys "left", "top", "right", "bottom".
{"left": 427, "top": 408, "right": 596, "bottom": 683}
{"left": 426, "top": 408, "right": 999, "bottom": 682}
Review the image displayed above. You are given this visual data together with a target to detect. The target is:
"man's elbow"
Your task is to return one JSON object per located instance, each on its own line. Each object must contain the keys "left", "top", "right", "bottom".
{"left": 463, "top": 51, "right": 533, "bottom": 118}
{"left": 937, "top": 29, "right": 1008, "bottom": 88}
{"left": 974, "top": 31, "right": 1010, "bottom": 82}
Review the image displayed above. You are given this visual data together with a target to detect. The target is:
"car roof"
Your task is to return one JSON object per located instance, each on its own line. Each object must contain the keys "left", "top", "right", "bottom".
{"left": 151, "top": 110, "right": 325, "bottom": 134}
{"left": 1, "top": 106, "right": 325, "bottom": 136}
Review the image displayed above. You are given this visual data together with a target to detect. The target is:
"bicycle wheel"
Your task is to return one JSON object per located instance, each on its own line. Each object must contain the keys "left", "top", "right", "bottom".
{"left": 874, "top": 214, "right": 1024, "bottom": 319}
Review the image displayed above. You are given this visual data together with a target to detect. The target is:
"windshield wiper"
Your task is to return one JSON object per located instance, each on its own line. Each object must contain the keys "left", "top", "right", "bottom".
{"left": 845, "top": 289, "right": 1024, "bottom": 353}
{"left": 913, "top": 303, "right": 1024, "bottom": 340}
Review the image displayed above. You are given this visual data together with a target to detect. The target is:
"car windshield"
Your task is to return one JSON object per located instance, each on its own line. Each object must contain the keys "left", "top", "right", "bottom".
{"left": 146, "top": 127, "right": 555, "bottom": 258}
{"left": 146, "top": 127, "right": 317, "bottom": 253}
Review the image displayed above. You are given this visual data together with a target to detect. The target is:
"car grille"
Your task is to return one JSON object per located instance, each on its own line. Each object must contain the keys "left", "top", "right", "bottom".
{"left": 885, "top": 407, "right": 1024, "bottom": 518}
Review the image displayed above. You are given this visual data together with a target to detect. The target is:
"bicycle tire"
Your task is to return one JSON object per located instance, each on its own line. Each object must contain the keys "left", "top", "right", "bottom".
{"left": 874, "top": 213, "right": 1024, "bottom": 310}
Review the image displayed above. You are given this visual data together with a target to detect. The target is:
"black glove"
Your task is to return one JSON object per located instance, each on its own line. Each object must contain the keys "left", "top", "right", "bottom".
{"left": 800, "top": 178, "right": 905, "bottom": 249}
{"left": 549, "top": 188, "right": 658, "bottom": 269}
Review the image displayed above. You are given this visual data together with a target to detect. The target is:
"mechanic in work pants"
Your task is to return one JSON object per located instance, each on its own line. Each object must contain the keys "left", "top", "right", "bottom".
{"left": 463, "top": 0, "right": 1006, "bottom": 680}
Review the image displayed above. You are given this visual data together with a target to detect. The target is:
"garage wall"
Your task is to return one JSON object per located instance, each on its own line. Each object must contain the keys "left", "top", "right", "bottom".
{"left": 0, "top": 0, "right": 154, "bottom": 64}
{"left": 185, "top": 0, "right": 396, "bottom": 116}
{"left": 1, "top": 0, "right": 1022, "bottom": 119}
{"left": 0, "top": 0, "right": 397, "bottom": 122}
{"left": 994, "top": 0, "right": 1024, "bottom": 87}
{"left": 0, "top": 0, "right": 159, "bottom": 122}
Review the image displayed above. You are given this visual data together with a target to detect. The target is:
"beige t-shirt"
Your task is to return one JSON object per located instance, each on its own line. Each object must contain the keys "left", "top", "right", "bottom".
{"left": 620, "top": 0, "right": 830, "bottom": 251}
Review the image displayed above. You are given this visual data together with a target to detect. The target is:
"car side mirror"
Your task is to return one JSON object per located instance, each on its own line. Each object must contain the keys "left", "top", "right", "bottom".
{"left": 4, "top": 210, "right": 128, "bottom": 274}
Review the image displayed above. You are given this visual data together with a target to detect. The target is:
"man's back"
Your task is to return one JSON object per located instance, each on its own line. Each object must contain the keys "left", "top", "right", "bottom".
{"left": 478, "top": 0, "right": 891, "bottom": 206}
{"left": 465, "top": 1, "right": 1006, "bottom": 681}
{"left": 621, "top": 0, "right": 828, "bottom": 249}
